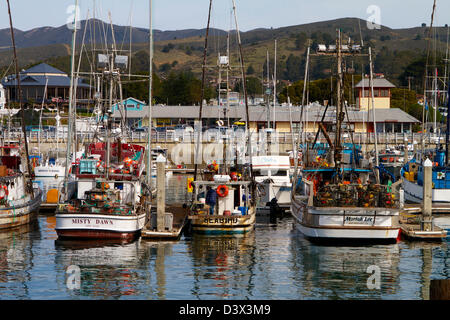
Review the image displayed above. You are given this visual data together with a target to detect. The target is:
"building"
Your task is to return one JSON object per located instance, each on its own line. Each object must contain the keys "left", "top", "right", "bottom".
{"left": 111, "top": 97, "right": 148, "bottom": 129}
{"left": 1, "top": 63, "right": 92, "bottom": 107}
{"left": 110, "top": 98, "right": 420, "bottom": 134}
{"left": 355, "top": 75, "right": 396, "bottom": 111}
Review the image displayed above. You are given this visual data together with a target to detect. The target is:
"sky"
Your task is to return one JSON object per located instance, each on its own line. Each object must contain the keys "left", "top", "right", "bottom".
{"left": 0, "top": 0, "right": 448, "bottom": 32}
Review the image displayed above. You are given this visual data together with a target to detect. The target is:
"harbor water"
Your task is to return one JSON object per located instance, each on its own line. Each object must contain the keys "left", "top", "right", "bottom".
{"left": 0, "top": 174, "right": 449, "bottom": 300}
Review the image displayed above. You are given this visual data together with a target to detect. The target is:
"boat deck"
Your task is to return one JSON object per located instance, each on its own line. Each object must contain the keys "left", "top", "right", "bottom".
{"left": 141, "top": 205, "right": 188, "bottom": 240}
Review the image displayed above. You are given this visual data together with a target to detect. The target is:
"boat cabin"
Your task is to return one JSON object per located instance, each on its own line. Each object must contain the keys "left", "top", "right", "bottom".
{"left": 191, "top": 180, "right": 252, "bottom": 217}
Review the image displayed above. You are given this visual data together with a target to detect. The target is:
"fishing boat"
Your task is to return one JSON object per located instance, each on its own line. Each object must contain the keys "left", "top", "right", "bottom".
{"left": 55, "top": 142, "right": 150, "bottom": 240}
{"left": 0, "top": 0, "right": 42, "bottom": 230}
{"left": 55, "top": 5, "right": 152, "bottom": 240}
{"left": 401, "top": 148, "right": 450, "bottom": 204}
{"left": 401, "top": 0, "right": 450, "bottom": 206}
{"left": 290, "top": 32, "right": 401, "bottom": 243}
{"left": 33, "top": 156, "right": 66, "bottom": 179}
{"left": 253, "top": 155, "right": 292, "bottom": 214}
{"left": 187, "top": 0, "right": 257, "bottom": 235}
{"left": 188, "top": 177, "right": 256, "bottom": 235}
{"left": 0, "top": 145, "right": 42, "bottom": 229}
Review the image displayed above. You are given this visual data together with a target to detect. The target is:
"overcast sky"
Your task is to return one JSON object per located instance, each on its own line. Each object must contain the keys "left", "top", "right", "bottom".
{"left": 0, "top": 0, "right": 448, "bottom": 32}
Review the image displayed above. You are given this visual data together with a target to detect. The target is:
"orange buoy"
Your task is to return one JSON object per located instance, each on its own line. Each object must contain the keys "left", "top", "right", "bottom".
{"left": 216, "top": 185, "right": 229, "bottom": 198}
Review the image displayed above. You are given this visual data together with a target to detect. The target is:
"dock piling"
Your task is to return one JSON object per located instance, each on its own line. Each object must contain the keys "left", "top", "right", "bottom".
{"left": 422, "top": 158, "right": 433, "bottom": 231}
{"left": 156, "top": 154, "right": 166, "bottom": 232}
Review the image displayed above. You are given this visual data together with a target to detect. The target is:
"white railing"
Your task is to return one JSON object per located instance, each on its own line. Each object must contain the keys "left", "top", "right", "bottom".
{"left": 2, "top": 130, "right": 445, "bottom": 146}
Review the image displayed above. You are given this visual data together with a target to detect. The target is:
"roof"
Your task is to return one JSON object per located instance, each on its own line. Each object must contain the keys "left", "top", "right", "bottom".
{"left": 355, "top": 78, "right": 396, "bottom": 88}
{"left": 112, "top": 103, "right": 420, "bottom": 123}
{"left": 2, "top": 75, "right": 90, "bottom": 88}
{"left": 112, "top": 97, "right": 147, "bottom": 108}
{"left": 23, "top": 63, "right": 67, "bottom": 76}
{"left": 2, "top": 63, "right": 91, "bottom": 88}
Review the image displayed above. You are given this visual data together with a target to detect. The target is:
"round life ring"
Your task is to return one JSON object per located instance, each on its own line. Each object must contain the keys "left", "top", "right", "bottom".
{"left": 0, "top": 185, "right": 9, "bottom": 199}
{"left": 216, "top": 185, "right": 229, "bottom": 198}
{"left": 54, "top": 174, "right": 59, "bottom": 179}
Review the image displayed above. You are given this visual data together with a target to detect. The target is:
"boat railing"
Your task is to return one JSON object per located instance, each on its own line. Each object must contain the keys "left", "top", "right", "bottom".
{"left": 56, "top": 179, "right": 138, "bottom": 214}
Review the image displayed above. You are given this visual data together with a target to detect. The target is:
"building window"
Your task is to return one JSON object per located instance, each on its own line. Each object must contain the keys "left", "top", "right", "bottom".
{"left": 376, "top": 123, "right": 384, "bottom": 133}
{"left": 385, "top": 123, "right": 393, "bottom": 133}
{"left": 394, "top": 123, "right": 402, "bottom": 133}
{"left": 380, "top": 89, "right": 389, "bottom": 97}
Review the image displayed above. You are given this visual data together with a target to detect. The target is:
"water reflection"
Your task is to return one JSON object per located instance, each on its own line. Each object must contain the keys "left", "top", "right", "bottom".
{"left": 289, "top": 230, "right": 402, "bottom": 299}
{"left": 0, "top": 174, "right": 449, "bottom": 299}
{"left": 188, "top": 233, "right": 257, "bottom": 299}
{"left": 54, "top": 238, "right": 146, "bottom": 299}
{"left": 0, "top": 222, "right": 40, "bottom": 299}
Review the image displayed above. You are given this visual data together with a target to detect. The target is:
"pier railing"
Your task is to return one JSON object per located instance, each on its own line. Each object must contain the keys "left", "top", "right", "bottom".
{"left": 2, "top": 130, "right": 444, "bottom": 147}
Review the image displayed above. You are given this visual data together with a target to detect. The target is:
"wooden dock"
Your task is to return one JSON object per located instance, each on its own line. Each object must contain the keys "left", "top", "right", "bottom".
{"left": 399, "top": 211, "right": 448, "bottom": 241}
{"left": 141, "top": 205, "right": 189, "bottom": 240}
{"left": 403, "top": 204, "right": 450, "bottom": 214}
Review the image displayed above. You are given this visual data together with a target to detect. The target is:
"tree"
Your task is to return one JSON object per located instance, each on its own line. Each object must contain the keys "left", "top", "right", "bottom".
{"left": 295, "top": 32, "right": 307, "bottom": 50}
{"left": 246, "top": 65, "right": 255, "bottom": 75}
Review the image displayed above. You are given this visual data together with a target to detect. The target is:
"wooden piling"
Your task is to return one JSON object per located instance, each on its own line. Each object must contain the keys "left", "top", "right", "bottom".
{"left": 422, "top": 158, "right": 433, "bottom": 231}
{"left": 156, "top": 154, "right": 166, "bottom": 232}
{"left": 430, "top": 280, "right": 450, "bottom": 300}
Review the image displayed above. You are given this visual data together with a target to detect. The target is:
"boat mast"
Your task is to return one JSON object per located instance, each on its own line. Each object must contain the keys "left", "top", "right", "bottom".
{"left": 232, "top": 0, "right": 254, "bottom": 183}
{"left": 146, "top": 0, "right": 154, "bottom": 186}
{"left": 422, "top": 0, "right": 437, "bottom": 157}
{"left": 369, "top": 47, "right": 380, "bottom": 183}
{"left": 193, "top": 0, "right": 213, "bottom": 183}
{"left": 273, "top": 39, "right": 277, "bottom": 129}
{"left": 64, "top": 0, "right": 79, "bottom": 195}
{"left": 334, "top": 29, "right": 344, "bottom": 179}
{"left": 266, "top": 50, "right": 270, "bottom": 129}
{"left": 6, "top": 0, "right": 33, "bottom": 196}
{"left": 447, "top": 82, "right": 450, "bottom": 165}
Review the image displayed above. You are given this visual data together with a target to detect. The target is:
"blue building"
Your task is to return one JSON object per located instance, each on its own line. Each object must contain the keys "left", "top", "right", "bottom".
{"left": 111, "top": 97, "right": 148, "bottom": 129}
{"left": 1, "top": 63, "right": 92, "bottom": 106}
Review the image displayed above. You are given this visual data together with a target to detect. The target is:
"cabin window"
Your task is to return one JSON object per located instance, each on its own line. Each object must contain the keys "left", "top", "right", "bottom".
{"left": 254, "top": 170, "right": 270, "bottom": 177}
{"left": 271, "top": 170, "right": 288, "bottom": 177}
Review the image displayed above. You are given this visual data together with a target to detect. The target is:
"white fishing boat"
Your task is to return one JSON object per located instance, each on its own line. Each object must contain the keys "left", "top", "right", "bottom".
{"left": 0, "top": 0, "right": 42, "bottom": 230}
{"left": 55, "top": 6, "right": 152, "bottom": 240}
{"left": 33, "top": 157, "right": 66, "bottom": 179}
{"left": 188, "top": 177, "right": 256, "bottom": 235}
{"left": 187, "top": 0, "right": 257, "bottom": 236}
{"left": 253, "top": 155, "right": 292, "bottom": 214}
{"left": 290, "top": 33, "right": 401, "bottom": 243}
{"left": 0, "top": 145, "right": 42, "bottom": 229}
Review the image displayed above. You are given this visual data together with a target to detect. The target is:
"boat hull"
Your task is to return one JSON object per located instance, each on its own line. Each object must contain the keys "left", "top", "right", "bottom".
{"left": 189, "top": 211, "right": 256, "bottom": 235}
{"left": 402, "top": 178, "right": 450, "bottom": 204}
{"left": 291, "top": 196, "right": 400, "bottom": 243}
{"left": 55, "top": 213, "right": 147, "bottom": 240}
{"left": 0, "top": 190, "right": 42, "bottom": 230}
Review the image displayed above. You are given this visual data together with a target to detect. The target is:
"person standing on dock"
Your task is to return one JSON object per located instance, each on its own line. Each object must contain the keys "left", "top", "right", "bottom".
{"left": 206, "top": 186, "right": 217, "bottom": 215}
